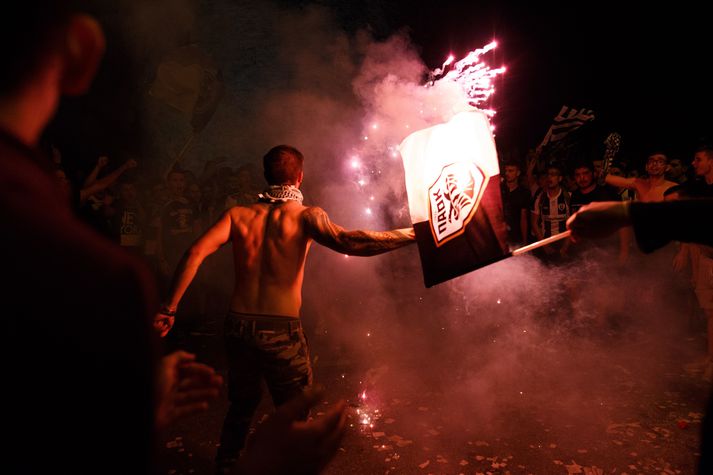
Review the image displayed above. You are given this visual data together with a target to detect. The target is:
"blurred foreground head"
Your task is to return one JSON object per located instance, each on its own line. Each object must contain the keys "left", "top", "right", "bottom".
{"left": 0, "top": 0, "right": 105, "bottom": 145}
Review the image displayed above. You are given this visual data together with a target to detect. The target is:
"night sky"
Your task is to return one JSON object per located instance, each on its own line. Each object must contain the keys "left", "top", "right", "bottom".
{"left": 376, "top": 1, "right": 712, "bottom": 162}
{"left": 51, "top": 1, "right": 712, "bottom": 172}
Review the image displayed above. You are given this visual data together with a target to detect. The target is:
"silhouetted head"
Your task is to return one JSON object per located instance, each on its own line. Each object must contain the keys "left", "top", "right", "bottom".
{"left": 263, "top": 145, "right": 304, "bottom": 187}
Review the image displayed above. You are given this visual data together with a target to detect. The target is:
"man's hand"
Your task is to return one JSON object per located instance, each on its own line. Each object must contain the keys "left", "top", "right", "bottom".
{"left": 567, "top": 201, "right": 631, "bottom": 243}
{"left": 97, "top": 155, "right": 109, "bottom": 168}
{"left": 526, "top": 153, "right": 537, "bottom": 173}
{"left": 401, "top": 227, "right": 416, "bottom": 241}
{"left": 153, "top": 308, "right": 175, "bottom": 337}
{"left": 124, "top": 158, "right": 138, "bottom": 170}
{"left": 235, "top": 388, "right": 347, "bottom": 475}
{"left": 155, "top": 351, "right": 223, "bottom": 431}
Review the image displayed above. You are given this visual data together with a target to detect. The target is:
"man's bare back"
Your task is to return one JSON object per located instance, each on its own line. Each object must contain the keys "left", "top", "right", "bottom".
{"left": 228, "top": 202, "right": 311, "bottom": 317}
{"left": 155, "top": 198, "right": 415, "bottom": 331}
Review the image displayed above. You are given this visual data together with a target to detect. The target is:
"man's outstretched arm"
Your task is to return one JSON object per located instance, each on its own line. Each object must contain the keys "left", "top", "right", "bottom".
{"left": 566, "top": 199, "right": 713, "bottom": 252}
{"left": 303, "top": 207, "right": 415, "bottom": 257}
{"left": 604, "top": 174, "right": 636, "bottom": 190}
{"left": 154, "top": 211, "right": 232, "bottom": 336}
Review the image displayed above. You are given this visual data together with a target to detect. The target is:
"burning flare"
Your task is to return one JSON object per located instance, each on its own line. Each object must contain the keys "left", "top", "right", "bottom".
{"left": 429, "top": 41, "right": 505, "bottom": 117}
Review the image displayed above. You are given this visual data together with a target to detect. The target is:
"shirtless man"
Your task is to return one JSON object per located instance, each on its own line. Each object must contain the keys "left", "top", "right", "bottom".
{"left": 154, "top": 144, "right": 415, "bottom": 471}
{"left": 603, "top": 152, "right": 677, "bottom": 202}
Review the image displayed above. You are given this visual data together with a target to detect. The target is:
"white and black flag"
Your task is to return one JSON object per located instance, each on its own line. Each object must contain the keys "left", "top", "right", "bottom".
{"left": 539, "top": 105, "right": 595, "bottom": 148}
{"left": 400, "top": 111, "right": 509, "bottom": 287}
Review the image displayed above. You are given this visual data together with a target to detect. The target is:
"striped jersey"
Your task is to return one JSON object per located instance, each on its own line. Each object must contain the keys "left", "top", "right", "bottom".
{"left": 533, "top": 188, "right": 570, "bottom": 238}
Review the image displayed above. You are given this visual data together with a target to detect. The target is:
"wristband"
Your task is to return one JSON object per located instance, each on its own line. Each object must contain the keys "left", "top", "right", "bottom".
{"left": 159, "top": 306, "right": 176, "bottom": 316}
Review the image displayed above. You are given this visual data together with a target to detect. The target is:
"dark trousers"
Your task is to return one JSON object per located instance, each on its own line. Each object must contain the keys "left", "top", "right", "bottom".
{"left": 215, "top": 312, "right": 313, "bottom": 472}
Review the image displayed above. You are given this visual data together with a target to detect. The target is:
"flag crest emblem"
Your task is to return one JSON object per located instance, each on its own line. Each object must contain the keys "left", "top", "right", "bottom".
{"left": 428, "top": 162, "right": 486, "bottom": 246}
{"left": 399, "top": 111, "right": 509, "bottom": 287}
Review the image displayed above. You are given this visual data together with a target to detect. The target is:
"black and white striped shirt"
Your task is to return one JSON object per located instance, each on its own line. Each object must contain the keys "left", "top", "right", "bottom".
{"left": 533, "top": 188, "right": 570, "bottom": 238}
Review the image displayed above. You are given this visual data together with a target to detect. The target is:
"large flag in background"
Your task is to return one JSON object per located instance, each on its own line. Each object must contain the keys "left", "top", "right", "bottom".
{"left": 539, "top": 105, "right": 595, "bottom": 148}
{"left": 400, "top": 111, "right": 509, "bottom": 287}
{"left": 149, "top": 45, "right": 224, "bottom": 132}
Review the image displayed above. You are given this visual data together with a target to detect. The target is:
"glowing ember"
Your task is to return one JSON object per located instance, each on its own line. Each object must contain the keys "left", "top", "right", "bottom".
{"left": 429, "top": 40, "right": 505, "bottom": 116}
{"left": 353, "top": 387, "right": 381, "bottom": 434}
{"left": 430, "top": 53, "right": 455, "bottom": 78}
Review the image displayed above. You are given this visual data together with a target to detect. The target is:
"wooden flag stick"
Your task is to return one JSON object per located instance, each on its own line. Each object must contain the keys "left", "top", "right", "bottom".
{"left": 163, "top": 133, "right": 196, "bottom": 179}
{"left": 511, "top": 230, "right": 571, "bottom": 256}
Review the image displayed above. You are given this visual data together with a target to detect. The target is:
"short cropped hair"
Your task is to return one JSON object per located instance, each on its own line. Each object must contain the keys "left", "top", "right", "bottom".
{"left": 573, "top": 161, "right": 594, "bottom": 173}
{"left": 646, "top": 150, "right": 669, "bottom": 162}
{"left": 263, "top": 145, "right": 304, "bottom": 185}
{"left": 546, "top": 163, "right": 563, "bottom": 175}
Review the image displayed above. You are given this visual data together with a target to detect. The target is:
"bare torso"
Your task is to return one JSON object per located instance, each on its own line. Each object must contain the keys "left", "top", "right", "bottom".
{"left": 633, "top": 177, "right": 677, "bottom": 202}
{"left": 228, "top": 201, "right": 311, "bottom": 317}
{"left": 156, "top": 193, "right": 413, "bottom": 334}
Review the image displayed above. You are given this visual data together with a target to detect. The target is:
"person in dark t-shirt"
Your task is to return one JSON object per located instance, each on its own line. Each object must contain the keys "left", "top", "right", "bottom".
{"left": 501, "top": 162, "right": 530, "bottom": 248}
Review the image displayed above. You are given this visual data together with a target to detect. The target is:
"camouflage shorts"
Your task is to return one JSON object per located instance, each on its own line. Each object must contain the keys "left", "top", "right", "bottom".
{"left": 223, "top": 312, "right": 313, "bottom": 406}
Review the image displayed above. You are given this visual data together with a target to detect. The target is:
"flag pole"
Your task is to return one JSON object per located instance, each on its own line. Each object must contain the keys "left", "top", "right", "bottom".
{"left": 163, "top": 132, "right": 196, "bottom": 179}
{"left": 511, "top": 230, "right": 571, "bottom": 256}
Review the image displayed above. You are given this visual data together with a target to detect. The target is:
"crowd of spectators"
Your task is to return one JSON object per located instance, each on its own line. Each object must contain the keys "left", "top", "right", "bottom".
{"left": 501, "top": 145, "right": 713, "bottom": 379}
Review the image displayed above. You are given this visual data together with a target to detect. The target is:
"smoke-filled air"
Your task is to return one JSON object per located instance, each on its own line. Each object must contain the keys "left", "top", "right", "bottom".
{"left": 55, "top": 1, "right": 709, "bottom": 474}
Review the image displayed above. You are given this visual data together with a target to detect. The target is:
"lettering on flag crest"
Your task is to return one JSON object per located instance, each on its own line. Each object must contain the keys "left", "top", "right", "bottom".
{"left": 428, "top": 161, "right": 487, "bottom": 246}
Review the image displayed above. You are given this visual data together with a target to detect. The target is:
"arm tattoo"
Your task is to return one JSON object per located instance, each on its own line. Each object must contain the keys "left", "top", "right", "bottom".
{"left": 303, "top": 207, "right": 415, "bottom": 256}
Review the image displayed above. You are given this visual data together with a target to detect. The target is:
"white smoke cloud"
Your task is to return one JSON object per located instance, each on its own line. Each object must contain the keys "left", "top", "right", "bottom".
{"left": 123, "top": 0, "right": 703, "bottom": 461}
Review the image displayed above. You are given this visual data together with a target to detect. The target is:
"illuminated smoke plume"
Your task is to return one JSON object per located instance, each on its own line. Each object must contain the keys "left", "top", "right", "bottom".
{"left": 109, "top": 2, "right": 702, "bottom": 467}
{"left": 343, "top": 39, "right": 504, "bottom": 225}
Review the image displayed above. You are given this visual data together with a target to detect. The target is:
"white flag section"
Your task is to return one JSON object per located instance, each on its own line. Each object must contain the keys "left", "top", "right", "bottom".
{"left": 539, "top": 105, "right": 595, "bottom": 148}
{"left": 400, "top": 111, "right": 509, "bottom": 287}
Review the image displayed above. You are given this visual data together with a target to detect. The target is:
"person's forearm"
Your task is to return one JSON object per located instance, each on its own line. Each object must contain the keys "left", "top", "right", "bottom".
{"left": 605, "top": 174, "right": 634, "bottom": 190}
{"left": 303, "top": 207, "right": 415, "bottom": 256}
{"left": 165, "top": 248, "right": 205, "bottom": 310}
{"left": 83, "top": 164, "right": 102, "bottom": 188}
{"left": 80, "top": 164, "right": 129, "bottom": 201}
{"left": 334, "top": 228, "right": 415, "bottom": 256}
{"left": 94, "top": 164, "right": 129, "bottom": 190}
{"left": 630, "top": 199, "right": 713, "bottom": 252}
